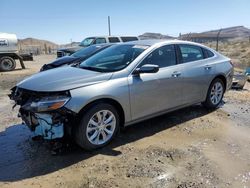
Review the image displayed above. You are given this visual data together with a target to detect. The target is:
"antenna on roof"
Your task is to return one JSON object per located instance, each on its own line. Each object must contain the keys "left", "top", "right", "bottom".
{"left": 108, "top": 16, "right": 111, "bottom": 36}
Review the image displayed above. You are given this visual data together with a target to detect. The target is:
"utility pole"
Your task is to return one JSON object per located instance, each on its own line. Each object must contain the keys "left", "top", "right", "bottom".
{"left": 108, "top": 16, "right": 111, "bottom": 36}
{"left": 216, "top": 29, "right": 222, "bottom": 51}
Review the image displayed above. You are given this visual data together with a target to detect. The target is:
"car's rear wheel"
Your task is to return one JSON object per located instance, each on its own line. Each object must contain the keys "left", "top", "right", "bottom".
{"left": 0, "top": 56, "right": 16, "bottom": 71}
{"left": 75, "top": 103, "right": 120, "bottom": 150}
{"left": 202, "top": 78, "right": 225, "bottom": 109}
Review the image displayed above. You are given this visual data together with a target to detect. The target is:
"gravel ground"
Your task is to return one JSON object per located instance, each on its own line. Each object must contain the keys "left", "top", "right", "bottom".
{"left": 0, "top": 55, "right": 250, "bottom": 188}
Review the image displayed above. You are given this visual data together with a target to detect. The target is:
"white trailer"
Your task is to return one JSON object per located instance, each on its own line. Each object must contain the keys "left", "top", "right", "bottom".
{"left": 0, "top": 33, "right": 26, "bottom": 71}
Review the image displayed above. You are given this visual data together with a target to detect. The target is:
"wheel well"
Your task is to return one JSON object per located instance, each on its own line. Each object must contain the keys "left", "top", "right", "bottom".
{"left": 78, "top": 98, "right": 125, "bottom": 127}
{"left": 213, "top": 75, "right": 227, "bottom": 89}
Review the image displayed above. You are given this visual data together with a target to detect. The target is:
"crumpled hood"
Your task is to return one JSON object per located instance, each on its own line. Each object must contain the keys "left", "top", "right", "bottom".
{"left": 17, "top": 66, "right": 113, "bottom": 92}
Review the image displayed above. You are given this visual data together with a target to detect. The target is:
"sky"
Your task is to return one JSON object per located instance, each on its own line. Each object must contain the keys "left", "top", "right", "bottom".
{"left": 1, "top": 0, "right": 250, "bottom": 44}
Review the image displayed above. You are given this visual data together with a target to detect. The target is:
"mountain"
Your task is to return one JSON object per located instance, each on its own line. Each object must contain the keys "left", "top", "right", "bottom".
{"left": 202, "top": 26, "right": 250, "bottom": 38}
{"left": 18, "top": 38, "right": 58, "bottom": 48}
{"left": 18, "top": 38, "right": 59, "bottom": 54}
{"left": 60, "top": 42, "right": 80, "bottom": 48}
{"left": 139, "top": 32, "right": 175, "bottom": 40}
{"left": 181, "top": 26, "right": 250, "bottom": 39}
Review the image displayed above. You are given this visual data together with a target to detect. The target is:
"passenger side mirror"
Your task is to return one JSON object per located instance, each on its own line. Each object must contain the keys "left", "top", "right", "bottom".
{"left": 133, "top": 64, "right": 159, "bottom": 75}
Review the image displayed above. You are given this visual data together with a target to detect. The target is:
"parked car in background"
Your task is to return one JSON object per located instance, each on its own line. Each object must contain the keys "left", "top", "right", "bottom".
{"left": 10, "top": 40, "right": 233, "bottom": 150}
{"left": 57, "top": 36, "right": 139, "bottom": 58}
{"left": 40, "top": 44, "right": 112, "bottom": 71}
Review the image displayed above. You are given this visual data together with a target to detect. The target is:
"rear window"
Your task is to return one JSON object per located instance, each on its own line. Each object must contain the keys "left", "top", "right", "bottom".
{"left": 179, "top": 44, "right": 204, "bottom": 63}
{"left": 120, "top": 37, "right": 138, "bottom": 42}
{"left": 108, "top": 37, "right": 120, "bottom": 43}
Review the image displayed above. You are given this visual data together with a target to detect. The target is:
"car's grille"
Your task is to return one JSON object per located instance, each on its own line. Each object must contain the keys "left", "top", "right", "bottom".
{"left": 57, "top": 51, "right": 65, "bottom": 58}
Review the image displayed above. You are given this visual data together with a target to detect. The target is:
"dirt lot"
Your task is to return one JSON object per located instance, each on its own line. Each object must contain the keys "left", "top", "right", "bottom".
{"left": 0, "top": 55, "right": 250, "bottom": 188}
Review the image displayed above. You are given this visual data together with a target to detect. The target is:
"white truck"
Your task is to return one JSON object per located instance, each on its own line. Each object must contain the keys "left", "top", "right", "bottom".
{"left": 0, "top": 33, "right": 26, "bottom": 71}
{"left": 57, "top": 36, "right": 139, "bottom": 58}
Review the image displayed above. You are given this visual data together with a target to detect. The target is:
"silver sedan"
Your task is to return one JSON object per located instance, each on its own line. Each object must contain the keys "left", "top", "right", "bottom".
{"left": 10, "top": 40, "right": 233, "bottom": 150}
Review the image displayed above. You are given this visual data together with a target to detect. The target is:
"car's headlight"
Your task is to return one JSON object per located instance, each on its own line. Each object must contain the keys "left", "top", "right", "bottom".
{"left": 28, "top": 96, "right": 70, "bottom": 112}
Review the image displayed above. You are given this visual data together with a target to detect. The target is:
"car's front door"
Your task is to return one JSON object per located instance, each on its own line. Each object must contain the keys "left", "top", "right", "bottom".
{"left": 128, "top": 44, "right": 184, "bottom": 121}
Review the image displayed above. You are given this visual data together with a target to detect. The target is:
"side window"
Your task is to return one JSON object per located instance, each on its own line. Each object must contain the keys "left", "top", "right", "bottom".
{"left": 108, "top": 37, "right": 120, "bottom": 43}
{"left": 95, "top": 38, "right": 106, "bottom": 44}
{"left": 179, "top": 44, "right": 204, "bottom": 63}
{"left": 121, "top": 37, "right": 138, "bottom": 42}
{"left": 140, "top": 45, "right": 176, "bottom": 68}
{"left": 203, "top": 48, "right": 214, "bottom": 58}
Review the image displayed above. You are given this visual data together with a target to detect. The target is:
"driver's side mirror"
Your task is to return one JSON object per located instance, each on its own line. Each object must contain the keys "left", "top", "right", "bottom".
{"left": 133, "top": 64, "right": 159, "bottom": 75}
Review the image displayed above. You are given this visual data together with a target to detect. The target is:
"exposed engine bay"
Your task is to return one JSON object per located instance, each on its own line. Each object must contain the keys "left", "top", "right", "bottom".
{"left": 9, "top": 87, "right": 76, "bottom": 140}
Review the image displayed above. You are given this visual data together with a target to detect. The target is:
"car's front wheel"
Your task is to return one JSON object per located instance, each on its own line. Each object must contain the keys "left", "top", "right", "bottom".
{"left": 75, "top": 103, "right": 120, "bottom": 150}
{"left": 203, "top": 78, "right": 225, "bottom": 109}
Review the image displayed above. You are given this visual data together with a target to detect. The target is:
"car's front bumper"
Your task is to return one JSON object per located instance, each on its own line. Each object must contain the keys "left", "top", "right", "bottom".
{"left": 19, "top": 109, "right": 64, "bottom": 139}
{"left": 9, "top": 87, "right": 77, "bottom": 140}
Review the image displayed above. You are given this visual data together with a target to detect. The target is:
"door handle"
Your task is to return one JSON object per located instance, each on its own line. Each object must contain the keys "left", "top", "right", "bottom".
{"left": 172, "top": 71, "right": 181, "bottom": 77}
{"left": 204, "top": 65, "right": 212, "bottom": 70}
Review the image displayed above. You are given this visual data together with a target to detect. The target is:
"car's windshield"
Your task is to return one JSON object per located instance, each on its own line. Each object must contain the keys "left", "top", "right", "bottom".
{"left": 79, "top": 44, "right": 149, "bottom": 72}
{"left": 79, "top": 38, "right": 95, "bottom": 47}
{"left": 71, "top": 45, "right": 103, "bottom": 58}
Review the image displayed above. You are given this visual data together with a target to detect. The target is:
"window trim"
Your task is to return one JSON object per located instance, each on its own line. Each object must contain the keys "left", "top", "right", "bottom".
{"left": 175, "top": 44, "right": 182, "bottom": 64}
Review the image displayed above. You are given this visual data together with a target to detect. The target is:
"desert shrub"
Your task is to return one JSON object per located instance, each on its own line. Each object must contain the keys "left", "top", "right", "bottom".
{"left": 229, "top": 51, "right": 241, "bottom": 57}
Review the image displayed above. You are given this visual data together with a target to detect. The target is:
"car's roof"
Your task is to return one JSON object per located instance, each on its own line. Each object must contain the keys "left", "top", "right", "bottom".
{"left": 121, "top": 39, "right": 214, "bottom": 49}
{"left": 123, "top": 39, "right": 169, "bottom": 46}
{"left": 86, "top": 36, "right": 139, "bottom": 38}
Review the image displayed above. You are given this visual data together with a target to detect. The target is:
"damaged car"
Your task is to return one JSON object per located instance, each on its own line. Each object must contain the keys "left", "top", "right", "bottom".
{"left": 9, "top": 40, "right": 233, "bottom": 150}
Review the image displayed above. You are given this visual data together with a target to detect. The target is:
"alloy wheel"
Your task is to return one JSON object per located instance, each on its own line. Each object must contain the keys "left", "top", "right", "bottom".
{"left": 210, "top": 82, "right": 223, "bottom": 105}
{"left": 86, "top": 110, "right": 116, "bottom": 145}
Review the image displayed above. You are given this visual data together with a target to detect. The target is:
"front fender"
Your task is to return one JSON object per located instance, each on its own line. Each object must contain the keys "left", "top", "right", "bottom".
{"left": 64, "top": 78, "right": 131, "bottom": 122}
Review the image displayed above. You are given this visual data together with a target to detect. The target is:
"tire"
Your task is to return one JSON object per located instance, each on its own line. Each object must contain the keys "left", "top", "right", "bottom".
{"left": 0, "top": 56, "right": 16, "bottom": 71}
{"left": 74, "top": 103, "right": 120, "bottom": 150}
{"left": 202, "top": 78, "right": 225, "bottom": 109}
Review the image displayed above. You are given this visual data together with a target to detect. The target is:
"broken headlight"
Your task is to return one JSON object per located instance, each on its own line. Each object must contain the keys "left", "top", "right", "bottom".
{"left": 23, "top": 95, "right": 70, "bottom": 112}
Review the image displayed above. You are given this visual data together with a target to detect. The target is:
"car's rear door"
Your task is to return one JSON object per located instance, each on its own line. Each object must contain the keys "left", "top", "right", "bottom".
{"left": 128, "top": 44, "right": 184, "bottom": 121}
{"left": 176, "top": 44, "right": 216, "bottom": 105}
